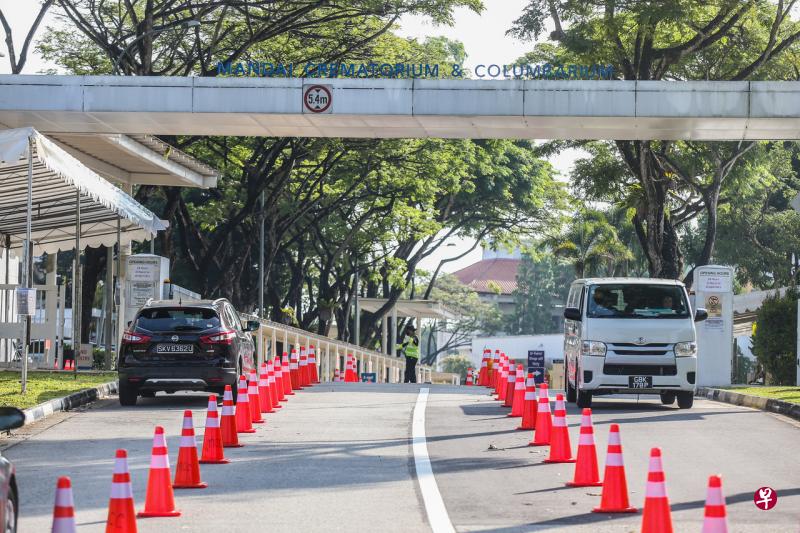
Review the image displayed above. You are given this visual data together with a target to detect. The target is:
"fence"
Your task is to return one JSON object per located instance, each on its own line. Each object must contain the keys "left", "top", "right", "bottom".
{"left": 239, "top": 313, "right": 459, "bottom": 385}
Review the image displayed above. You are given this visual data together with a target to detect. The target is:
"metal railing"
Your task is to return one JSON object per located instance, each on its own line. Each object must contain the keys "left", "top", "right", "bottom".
{"left": 239, "top": 313, "right": 459, "bottom": 385}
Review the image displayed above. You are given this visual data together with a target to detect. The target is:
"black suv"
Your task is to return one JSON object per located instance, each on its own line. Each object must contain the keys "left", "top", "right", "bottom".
{"left": 117, "top": 298, "right": 258, "bottom": 406}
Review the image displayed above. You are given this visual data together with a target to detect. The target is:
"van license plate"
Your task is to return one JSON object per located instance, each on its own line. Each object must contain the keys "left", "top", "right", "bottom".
{"left": 156, "top": 344, "right": 193, "bottom": 354}
{"left": 629, "top": 376, "right": 652, "bottom": 389}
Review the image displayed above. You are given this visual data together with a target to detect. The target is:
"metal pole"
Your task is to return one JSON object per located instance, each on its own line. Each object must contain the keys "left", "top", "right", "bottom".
{"left": 21, "top": 138, "right": 33, "bottom": 393}
{"left": 258, "top": 191, "right": 264, "bottom": 317}
{"left": 353, "top": 260, "right": 359, "bottom": 346}
{"left": 104, "top": 245, "right": 114, "bottom": 369}
{"left": 73, "top": 190, "right": 81, "bottom": 376}
{"left": 3, "top": 235, "right": 9, "bottom": 363}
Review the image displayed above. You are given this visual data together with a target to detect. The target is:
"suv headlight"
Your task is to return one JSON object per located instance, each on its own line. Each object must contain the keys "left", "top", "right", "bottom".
{"left": 674, "top": 341, "right": 697, "bottom": 357}
{"left": 581, "top": 340, "right": 607, "bottom": 356}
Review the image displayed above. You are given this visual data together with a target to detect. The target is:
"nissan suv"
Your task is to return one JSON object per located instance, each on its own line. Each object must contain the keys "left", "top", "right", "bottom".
{"left": 117, "top": 298, "right": 258, "bottom": 406}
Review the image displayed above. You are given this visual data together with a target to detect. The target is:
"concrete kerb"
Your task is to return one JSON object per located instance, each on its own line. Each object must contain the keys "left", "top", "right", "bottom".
{"left": 22, "top": 380, "right": 118, "bottom": 426}
{"left": 697, "top": 386, "right": 800, "bottom": 422}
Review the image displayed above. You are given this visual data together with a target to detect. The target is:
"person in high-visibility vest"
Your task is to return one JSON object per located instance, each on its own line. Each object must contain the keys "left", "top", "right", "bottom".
{"left": 398, "top": 324, "right": 420, "bottom": 383}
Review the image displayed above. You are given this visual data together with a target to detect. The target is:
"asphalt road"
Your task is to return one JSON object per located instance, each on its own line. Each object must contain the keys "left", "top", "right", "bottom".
{"left": 3, "top": 384, "right": 799, "bottom": 532}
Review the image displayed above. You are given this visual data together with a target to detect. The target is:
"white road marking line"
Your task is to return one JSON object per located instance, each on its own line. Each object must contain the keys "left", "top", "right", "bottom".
{"left": 413, "top": 387, "right": 456, "bottom": 533}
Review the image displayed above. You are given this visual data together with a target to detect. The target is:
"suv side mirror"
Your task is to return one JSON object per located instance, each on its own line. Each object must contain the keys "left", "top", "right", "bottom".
{"left": 0, "top": 407, "right": 25, "bottom": 432}
{"left": 694, "top": 308, "right": 708, "bottom": 322}
{"left": 564, "top": 307, "right": 582, "bottom": 322}
{"left": 245, "top": 320, "right": 261, "bottom": 332}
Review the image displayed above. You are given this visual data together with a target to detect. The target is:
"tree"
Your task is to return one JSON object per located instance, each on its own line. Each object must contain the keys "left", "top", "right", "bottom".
{"left": 439, "top": 354, "right": 472, "bottom": 382}
{"left": 752, "top": 289, "right": 799, "bottom": 385}
{"left": 506, "top": 252, "right": 571, "bottom": 335}
{"left": 0, "top": 0, "right": 54, "bottom": 73}
{"left": 511, "top": 1, "right": 800, "bottom": 279}
{"left": 419, "top": 273, "right": 502, "bottom": 365}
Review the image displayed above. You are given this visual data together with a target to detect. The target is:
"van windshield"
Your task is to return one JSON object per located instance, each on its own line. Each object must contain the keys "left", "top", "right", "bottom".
{"left": 587, "top": 284, "right": 690, "bottom": 319}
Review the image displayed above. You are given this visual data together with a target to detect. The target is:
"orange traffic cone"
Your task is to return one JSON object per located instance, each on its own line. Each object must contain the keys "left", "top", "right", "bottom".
{"left": 529, "top": 384, "right": 552, "bottom": 446}
{"left": 137, "top": 426, "right": 180, "bottom": 517}
{"left": 281, "top": 353, "right": 295, "bottom": 395}
{"left": 220, "top": 385, "right": 241, "bottom": 448}
{"left": 490, "top": 350, "right": 501, "bottom": 388}
{"left": 478, "top": 350, "right": 489, "bottom": 386}
{"left": 267, "top": 360, "right": 282, "bottom": 408}
{"left": 503, "top": 362, "right": 516, "bottom": 407}
{"left": 641, "top": 447, "right": 673, "bottom": 533}
{"left": 200, "top": 394, "right": 229, "bottom": 463}
{"left": 567, "top": 408, "right": 601, "bottom": 486}
{"left": 274, "top": 358, "right": 289, "bottom": 401}
{"left": 309, "top": 345, "right": 320, "bottom": 383}
{"left": 702, "top": 475, "right": 728, "bottom": 533}
{"left": 258, "top": 363, "right": 274, "bottom": 413}
{"left": 106, "top": 449, "right": 137, "bottom": 533}
{"left": 544, "top": 394, "right": 575, "bottom": 463}
{"left": 334, "top": 368, "right": 341, "bottom": 382}
{"left": 247, "top": 370, "right": 264, "bottom": 424}
{"left": 299, "top": 347, "right": 310, "bottom": 387}
{"left": 509, "top": 364, "right": 526, "bottom": 417}
{"left": 466, "top": 368, "right": 473, "bottom": 386}
{"left": 52, "top": 476, "right": 76, "bottom": 533}
{"left": 173, "top": 410, "right": 207, "bottom": 489}
{"left": 289, "top": 348, "right": 302, "bottom": 389}
{"left": 496, "top": 356, "right": 507, "bottom": 400}
{"left": 593, "top": 424, "right": 637, "bottom": 513}
{"left": 517, "top": 373, "right": 537, "bottom": 430}
{"left": 235, "top": 375, "right": 255, "bottom": 433}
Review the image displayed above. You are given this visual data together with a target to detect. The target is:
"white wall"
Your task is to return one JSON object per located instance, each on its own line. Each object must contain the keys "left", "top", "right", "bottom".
{"left": 471, "top": 334, "right": 564, "bottom": 368}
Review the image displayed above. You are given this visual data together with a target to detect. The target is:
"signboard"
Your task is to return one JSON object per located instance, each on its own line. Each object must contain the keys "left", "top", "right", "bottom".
{"left": 77, "top": 343, "right": 92, "bottom": 369}
{"left": 303, "top": 84, "right": 332, "bottom": 113}
{"left": 14, "top": 288, "right": 36, "bottom": 316}
{"left": 527, "top": 350, "right": 546, "bottom": 384}
{"left": 697, "top": 269, "right": 732, "bottom": 293}
{"left": 130, "top": 282, "right": 155, "bottom": 307}
{"left": 360, "top": 372, "right": 376, "bottom": 383}
{"left": 703, "top": 294, "right": 724, "bottom": 330}
{"left": 128, "top": 256, "right": 160, "bottom": 282}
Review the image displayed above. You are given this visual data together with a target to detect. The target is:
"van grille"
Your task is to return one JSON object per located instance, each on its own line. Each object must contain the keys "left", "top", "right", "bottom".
{"left": 603, "top": 364, "right": 677, "bottom": 376}
{"left": 608, "top": 343, "right": 672, "bottom": 356}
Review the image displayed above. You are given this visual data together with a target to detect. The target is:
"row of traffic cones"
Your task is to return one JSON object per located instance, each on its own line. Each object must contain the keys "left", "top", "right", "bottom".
{"left": 479, "top": 349, "right": 730, "bottom": 532}
{"left": 51, "top": 350, "right": 320, "bottom": 531}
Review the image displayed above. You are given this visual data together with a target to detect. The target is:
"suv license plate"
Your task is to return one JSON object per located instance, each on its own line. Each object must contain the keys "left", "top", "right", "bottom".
{"left": 156, "top": 344, "right": 193, "bottom": 354}
{"left": 629, "top": 375, "right": 652, "bottom": 389}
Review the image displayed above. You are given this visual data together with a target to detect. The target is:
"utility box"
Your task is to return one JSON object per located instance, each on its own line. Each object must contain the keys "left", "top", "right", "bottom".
{"left": 123, "top": 254, "right": 170, "bottom": 329}
{"left": 694, "top": 265, "right": 734, "bottom": 387}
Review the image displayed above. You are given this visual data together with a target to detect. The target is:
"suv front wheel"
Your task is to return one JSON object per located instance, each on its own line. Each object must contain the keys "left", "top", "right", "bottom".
{"left": 119, "top": 380, "right": 138, "bottom": 406}
{"left": 677, "top": 391, "right": 694, "bottom": 409}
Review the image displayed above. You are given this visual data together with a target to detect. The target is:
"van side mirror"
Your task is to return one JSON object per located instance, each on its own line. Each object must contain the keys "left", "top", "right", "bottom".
{"left": 694, "top": 308, "right": 708, "bottom": 322}
{"left": 564, "top": 307, "right": 582, "bottom": 322}
{"left": 245, "top": 320, "right": 261, "bottom": 332}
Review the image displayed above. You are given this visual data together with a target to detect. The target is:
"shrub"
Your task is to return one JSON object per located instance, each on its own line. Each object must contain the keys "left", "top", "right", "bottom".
{"left": 439, "top": 354, "right": 472, "bottom": 383}
{"left": 752, "top": 289, "right": 798, "bottom": 385}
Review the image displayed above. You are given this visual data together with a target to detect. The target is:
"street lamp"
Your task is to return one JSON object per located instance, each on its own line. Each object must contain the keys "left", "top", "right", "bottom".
{"left": 112, "top": 20, "right": 200, "bottom": 75}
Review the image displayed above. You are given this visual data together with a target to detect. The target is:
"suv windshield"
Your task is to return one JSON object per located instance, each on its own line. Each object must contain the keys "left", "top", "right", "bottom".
{"left": 587, "top": 284, "right": 690, "bottom": 319}
{"left": 134, "top": 308, "right": 221, "bottom": 332}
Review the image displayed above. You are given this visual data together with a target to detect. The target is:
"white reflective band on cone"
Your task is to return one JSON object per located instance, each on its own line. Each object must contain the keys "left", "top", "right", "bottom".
{"left": 706, "top": 489, "right": 725, "bottom": 506}
{"left": 578, "top": 433, "right": 594, "bottom": 445}
{"left": 180, "top": 435, "right": 196, "bottom": 448}
{"left": 206, "top": 416, "right": 219, "bottom": 428}
{"left": 552, "top": 414, "right": 567, "bottom": 427}
{"left": 645, "top": 481, "right": 667, "bottom": 498}
{"left": 608, "top": 432, "right": 621, "bottom": 446}
{"left": 538, "top": 401, "right": 551, "bottom": 412}
{"left": 113, "top": 458, "right": 128, "bottom": 474}
{"left": 54, "top": 488, "right": 73, "bottom": 507}
{"left": 150, "top": 453, "right": 170, "bottom": 469}
{"left": 110, "top": 482, "right": 133, "bottom": 499}
{"left": 515, "top": 380, "right": 524, "bottom": 390}
{"left": 605, "top": 452, "right": 624, "bottom": 467}
{"left": 221, "top": 405, "right": 234, "bottom": 416}
{"left": 524, "top": 392, "right": 536, "bottom": 400}
{"left": 182, "top": 417, "right": 193, "bottom": 430}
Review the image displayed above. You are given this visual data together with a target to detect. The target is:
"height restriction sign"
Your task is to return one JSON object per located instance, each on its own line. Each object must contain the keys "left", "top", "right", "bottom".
{"left": 303, "top": 84, "right": 332, "bottom": 113}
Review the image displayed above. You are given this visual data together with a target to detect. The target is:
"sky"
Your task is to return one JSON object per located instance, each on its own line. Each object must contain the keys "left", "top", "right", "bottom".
{"left": 0, "top": 0, "right": 580, "bottom": 274}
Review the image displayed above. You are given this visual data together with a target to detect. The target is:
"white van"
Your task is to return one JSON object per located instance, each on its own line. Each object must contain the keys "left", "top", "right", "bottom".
{"left": 563, "top": 278, "right": 707, "bottom": 409}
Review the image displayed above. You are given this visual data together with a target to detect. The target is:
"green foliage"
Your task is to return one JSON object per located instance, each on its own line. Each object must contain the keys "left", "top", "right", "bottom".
{"left": 506, "top": 253, "right": 572, "bottom": 335}
{"left": 439, "top": 354, "right": 473, "bottom": 382}
{"left": 752, "top": 290, "right": 799, "bottom": 385}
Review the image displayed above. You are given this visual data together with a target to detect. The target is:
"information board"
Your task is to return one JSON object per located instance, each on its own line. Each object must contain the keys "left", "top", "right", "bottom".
{"left": 527, "top": 350, "right": 545, "bottom": 384}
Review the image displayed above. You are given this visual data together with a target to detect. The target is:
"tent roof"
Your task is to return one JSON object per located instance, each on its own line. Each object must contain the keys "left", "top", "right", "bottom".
{"left": 0, "top": 127, "right": 166, "bottom": 254}
{"left": 358, "top": 298, "right": 457, "bottom": 320}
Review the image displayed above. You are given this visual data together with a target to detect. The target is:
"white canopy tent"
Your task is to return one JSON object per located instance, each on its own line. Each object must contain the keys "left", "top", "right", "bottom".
{"left": 0, "top": 127, "right": 166, "bottom": 254}
{"left": 0, "top": 127, "right": 167, "bottom": 392}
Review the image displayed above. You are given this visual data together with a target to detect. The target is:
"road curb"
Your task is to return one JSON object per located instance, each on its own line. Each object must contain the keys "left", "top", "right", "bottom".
{"left": 22, "top": 381, "right": 118, "bottom": 426}
{"left": 697, "top": 386, "right": 800, "bottom": 422}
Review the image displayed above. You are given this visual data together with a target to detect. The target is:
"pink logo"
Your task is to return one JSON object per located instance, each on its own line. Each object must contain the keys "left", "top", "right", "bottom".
{"left": 753, "top": 487, "right": 777, "bottom": 510}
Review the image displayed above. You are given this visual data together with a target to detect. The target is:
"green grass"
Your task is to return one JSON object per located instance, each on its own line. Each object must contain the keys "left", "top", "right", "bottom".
{"left": 725, "top": 386, "right": 800, "bottom": 405}
{"left": 0, "top": 371, "right": 117, "bottom": 409}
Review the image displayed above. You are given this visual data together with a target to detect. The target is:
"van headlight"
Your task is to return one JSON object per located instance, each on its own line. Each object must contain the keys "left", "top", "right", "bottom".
{"left": 581, "top": 340, "right": 607, "bottom": 356}
{"left": 674, "top": 342, "right": 697, "bottom": 357}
